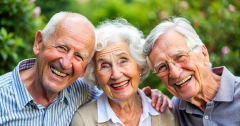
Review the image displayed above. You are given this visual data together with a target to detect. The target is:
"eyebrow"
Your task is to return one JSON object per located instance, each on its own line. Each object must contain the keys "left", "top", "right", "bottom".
{"left": 55, "top": 41, "right": 89, "bottom": 59}
{"left": 172, "top": 51, "right": 181, "bottom": 56}
{"left": 97, "top": 58, "right": 109, "bottom": 63}
{"left": 115, "top": 52, "right": 128, "bottom": 57}
{"left": 78, "top": 52, "right": 89, "bottom": 58}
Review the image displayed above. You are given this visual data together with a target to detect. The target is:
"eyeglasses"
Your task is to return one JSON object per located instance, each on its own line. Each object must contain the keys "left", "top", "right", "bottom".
{"left": 153, "top": 45, "right": 198, "bottom": 77}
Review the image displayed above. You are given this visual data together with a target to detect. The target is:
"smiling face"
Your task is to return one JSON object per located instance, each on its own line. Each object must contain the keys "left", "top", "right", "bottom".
{"left": 94, "top": 39, "right": 141, "bottom": 101}
{"left": 149, "top": 29, "right": 210, "bottom": 101}
{"left": 33, "top": 16, "right": 95, "bottom": 94}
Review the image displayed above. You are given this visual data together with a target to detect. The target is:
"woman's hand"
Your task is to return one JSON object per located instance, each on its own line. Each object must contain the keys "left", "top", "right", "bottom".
{"left": 142, "top": 86, "right": 173, "bottom": 113}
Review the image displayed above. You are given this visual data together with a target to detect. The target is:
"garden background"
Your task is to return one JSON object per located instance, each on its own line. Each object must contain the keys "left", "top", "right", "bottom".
{"left": 1, "top": 0, "right": 239, "bottom": 97}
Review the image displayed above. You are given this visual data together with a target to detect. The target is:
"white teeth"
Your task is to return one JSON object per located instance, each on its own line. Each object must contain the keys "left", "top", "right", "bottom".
{"left": 50, "top": 67, "right": 67, "bottom": 77}
{"left": 176, "top": 76, "right": 191, "bottom": 86}
{"left": 112, "top": 81, "right": 128, "bottom": 88}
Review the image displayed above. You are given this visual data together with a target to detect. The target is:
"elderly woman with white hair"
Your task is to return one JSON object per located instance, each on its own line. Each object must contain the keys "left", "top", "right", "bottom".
{"left": 71, "top": 18, "right": 178, "bottom": 126}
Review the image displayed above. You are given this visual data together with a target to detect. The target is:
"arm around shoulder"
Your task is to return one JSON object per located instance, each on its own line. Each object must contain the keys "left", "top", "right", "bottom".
{"left": 71, "top": 109, "right": 85, "bottom": 126}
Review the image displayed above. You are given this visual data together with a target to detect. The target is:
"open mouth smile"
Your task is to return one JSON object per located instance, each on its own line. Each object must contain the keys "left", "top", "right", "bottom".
{"left": 111, "top": 80, "right": 129, "bottom": 89}
{"left": 50, "top": 66, "right": 68, "bottom": 77}
{"left": 175, "top": 75, "right": 192, "bottom": 87}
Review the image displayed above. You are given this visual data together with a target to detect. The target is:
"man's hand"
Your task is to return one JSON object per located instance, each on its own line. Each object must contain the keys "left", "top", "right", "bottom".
{"left": 142, "top": 86, "right": 173, "bottom": 113}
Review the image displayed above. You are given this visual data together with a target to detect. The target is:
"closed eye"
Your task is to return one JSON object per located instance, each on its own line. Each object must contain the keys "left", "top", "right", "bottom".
{"left": 100, "top": 63, "right": 111, "bottom": 71}
{"left": 119, "top": 58, "right": 128, "bottom": 67}
{"left": 57, "top": 45, "right": 68, "bottom": 52}
{"left": 75, "top": 55, "right": 83, "bottom": 61}
{"left": 174, "top": 54, "right": 188, "bottom": 63}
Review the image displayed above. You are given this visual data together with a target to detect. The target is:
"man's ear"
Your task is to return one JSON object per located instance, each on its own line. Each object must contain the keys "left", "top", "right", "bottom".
{"left": 201, "top": 44, "right": 210, "bottom": 65}
{"left": 33, "top": 30, "right": 43, "bottom": 55}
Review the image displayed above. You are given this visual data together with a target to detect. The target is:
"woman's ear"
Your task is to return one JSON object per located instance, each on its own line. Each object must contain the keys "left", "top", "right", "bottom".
{"left": 33, "top": 30, "right": 43, "bottom": 55}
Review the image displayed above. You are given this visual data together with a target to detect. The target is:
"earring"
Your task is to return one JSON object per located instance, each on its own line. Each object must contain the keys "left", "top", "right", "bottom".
{"left": 139, "top": 73, "right": 142, "bottom": 77}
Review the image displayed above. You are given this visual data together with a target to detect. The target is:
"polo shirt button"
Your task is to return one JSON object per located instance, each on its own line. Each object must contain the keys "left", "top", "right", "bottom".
{"left": 204, "top": 115, "right": 209, "bottom": 120}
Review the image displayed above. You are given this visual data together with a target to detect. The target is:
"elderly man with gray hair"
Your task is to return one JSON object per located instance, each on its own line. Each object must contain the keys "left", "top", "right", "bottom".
{"left": 143, "top": 17, "right": 240, "bottom": 126}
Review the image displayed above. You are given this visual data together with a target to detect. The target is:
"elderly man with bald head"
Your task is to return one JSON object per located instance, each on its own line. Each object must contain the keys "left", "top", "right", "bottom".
{"left": 0, "top": 12, "right": 100, "bottom": 126}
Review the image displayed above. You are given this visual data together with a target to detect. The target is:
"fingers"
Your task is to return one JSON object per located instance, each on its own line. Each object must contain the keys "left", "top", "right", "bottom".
{"left": 150, "top": 89, "right": 162, "bottom": 110}
{"left": 160, "top": 95, "right": 169, "bottom": 113}
{"left": 154, "top": 94, "right": 162, "bottom": 112}
{"left": 143, "top": 87, "right": 173, "bottom": 113}
{"left": 167, "top": 97, "right": 173, "bottom": 110}
{"left": 154, "top": 93, "right": 173, "bottom": 113}
{"left": 155, "top": 95, "right": 165, "bottom": 112}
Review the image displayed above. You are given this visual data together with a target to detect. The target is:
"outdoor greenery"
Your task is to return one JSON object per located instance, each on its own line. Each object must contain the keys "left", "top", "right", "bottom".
{"left": 1, "top": 0, "right": 239, "bottom": 97}
{"left": 0, "top": 0, "right": 44, "bottom": 74}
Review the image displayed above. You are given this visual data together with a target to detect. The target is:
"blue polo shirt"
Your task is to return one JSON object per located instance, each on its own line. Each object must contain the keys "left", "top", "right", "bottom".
{"left": 172, "top": 66, "right": 240, "bottom": 126}
{"left": 0, "top": 59, "right": 101, "bottom": 126}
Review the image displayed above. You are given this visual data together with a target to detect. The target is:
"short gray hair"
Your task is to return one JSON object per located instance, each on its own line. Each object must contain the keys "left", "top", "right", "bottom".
{"left": 84, "top": 18, "right": 149, "bottom": 85}
{"left": 143, "top": 17, "right": 203, "bottom": 57}
{"left": 42, "top": 11, "right": 93, "bottom": 42}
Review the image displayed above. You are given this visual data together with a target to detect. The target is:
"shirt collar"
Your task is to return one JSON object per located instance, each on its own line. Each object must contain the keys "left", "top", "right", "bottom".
{"left": 13, "top": 59, "right": 35, "bottom": 110}
{"left": 212, "top": 66, "right": 235, "bottom": 102}
{"left": 138, "top": 89, "right": 159, "bottom": 121}
{"left": 178, "top": 66, "right": 235, "bottom": 113}
{"left": 12, "top": 58, "right": 70, "bottom": 110}
{"left": 97, "top": 89, "right": 159, "bottom": 123}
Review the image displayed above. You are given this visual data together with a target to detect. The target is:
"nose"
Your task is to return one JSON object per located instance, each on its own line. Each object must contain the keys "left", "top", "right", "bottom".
{"left": 168, "top": 63, "right": 182, "bottom": 78}
{"left": 110, "top": 65, "right": 123, "bottom": 80}
{"left": 59, "top": 53, "right": 73, "bottom": 69}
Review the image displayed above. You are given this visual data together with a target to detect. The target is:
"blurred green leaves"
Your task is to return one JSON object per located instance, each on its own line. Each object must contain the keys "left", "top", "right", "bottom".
{"left": 0, "top": 27, "right": 22, "bottom": 73}
{"left": 0, "top": 0, "right": 44, "bottom": 74}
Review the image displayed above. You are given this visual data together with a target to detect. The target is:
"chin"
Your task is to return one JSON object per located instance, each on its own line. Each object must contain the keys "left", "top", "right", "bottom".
{"left": 43, "top": 83, "right": 63, "bottom": 94}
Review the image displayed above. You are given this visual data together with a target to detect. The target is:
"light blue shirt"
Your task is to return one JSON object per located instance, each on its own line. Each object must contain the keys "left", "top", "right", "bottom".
{"left": 97, "top": 89, "right": 159, "bottom": 126}
{"left": 172, "top": 66, "right": 240, "bottom": 126}
{"left": 0, "top": 59, "right": 101, "bottom": 126}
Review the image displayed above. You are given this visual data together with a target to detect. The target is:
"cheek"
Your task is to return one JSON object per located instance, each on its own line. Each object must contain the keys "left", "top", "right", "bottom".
{"left": 189, "top": 61, "right": 205, "bottom": 80}
{"left": 160, "top": 76, "right": 169, "bottom": 84}
{"left": 39, "top": 50, "right": 62, "bottom": 66}
{"left": 73, "top": 63, "right": 87, "bottom": 77}
{"left": 132, "top": 75, "right": 140, "bottom": 88}
{"left": 96, "top": 72, "right": 110, "bottom": 86}
{"left": 97, "top": 77, "right": 112, "bottom": 96}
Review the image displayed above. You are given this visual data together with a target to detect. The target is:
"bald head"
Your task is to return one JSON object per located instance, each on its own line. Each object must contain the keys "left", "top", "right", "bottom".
{"left": 42, "top": 12, "right": 95, "bottom": 43}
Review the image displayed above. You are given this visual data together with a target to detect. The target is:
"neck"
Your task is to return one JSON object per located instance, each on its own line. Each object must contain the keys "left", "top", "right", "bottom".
{"left": 109, "top": 93, "right": 142, "bottom": 126}
{"left": 190, "top": 72, "right": 221, "bottom": 111}
{"left": 20, "top": 65, "right": 57, "bottom": 107}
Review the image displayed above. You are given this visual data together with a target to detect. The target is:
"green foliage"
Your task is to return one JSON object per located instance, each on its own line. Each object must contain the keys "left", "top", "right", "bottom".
{"left": 0, "top": 27, "right": 23, "bottom": 74}
{"left": 34, "top": 0, "right": 72, "bottom": 20}
{"left": 0, "top": 0, "right": 44, "bottom": 75}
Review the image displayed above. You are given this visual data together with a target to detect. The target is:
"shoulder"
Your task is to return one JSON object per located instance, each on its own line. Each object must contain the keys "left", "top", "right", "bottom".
{"left": 171, "top": 96, "right": 181, "bottom": 107}
{"left": 153, "top": 108, "right": 179, "bottom": 126}
{"left": 68, "top": 78, "right": 97, "bottom": 97}
{"left": 67, "top": 78, "right": 101, "bottom": 106}
{"left": 71, "top": 100, "right": 98, "bottom": 126}
{"left": 79, "top": 99, "right": 98, "bottom": 112}
{"left": 70, "top": 78, "right": 100, "bottom": 93}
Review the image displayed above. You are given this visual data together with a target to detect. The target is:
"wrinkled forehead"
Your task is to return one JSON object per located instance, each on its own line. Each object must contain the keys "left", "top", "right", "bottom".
{"left": 149, "top": 30, "right": 191, "bottom": 65}
{"left": 152, "top": 30, "right": 189, "bottom": 53}
{"left": 95, "top": 41, "right": 130, "bottom": 60}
